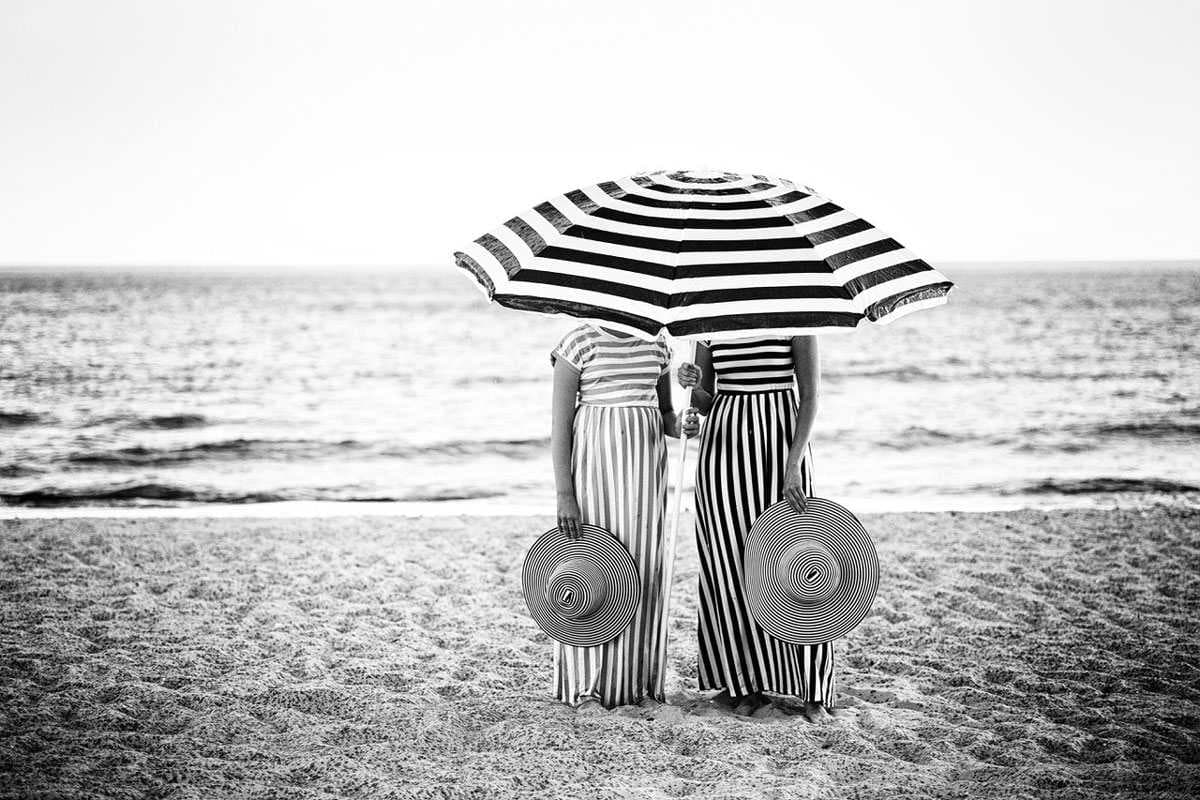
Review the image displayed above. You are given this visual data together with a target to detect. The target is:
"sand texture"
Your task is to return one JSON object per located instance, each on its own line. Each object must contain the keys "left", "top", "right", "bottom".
{"left": 1, "top": 506, "right": 1198, "bottom": 799}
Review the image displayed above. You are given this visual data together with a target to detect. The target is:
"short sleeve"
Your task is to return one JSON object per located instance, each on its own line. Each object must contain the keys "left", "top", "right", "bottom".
{"left": 657, "top": 337, "right": 673, "bottom": 375}
{"left": 550, "top": 328, "right": 593, "bottom": 371}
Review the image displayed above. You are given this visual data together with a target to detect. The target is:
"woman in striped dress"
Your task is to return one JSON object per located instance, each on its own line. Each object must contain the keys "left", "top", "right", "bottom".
{"left": 678, "top": 336, "right": 835, "bottom": 721}
{"left": 550, "top": 324, "right": 697, "bottom": 711}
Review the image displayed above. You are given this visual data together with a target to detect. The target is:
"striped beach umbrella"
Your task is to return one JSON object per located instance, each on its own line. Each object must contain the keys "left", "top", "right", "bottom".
{"left": 453, "top": 169, "right": 953, "bottom": 340}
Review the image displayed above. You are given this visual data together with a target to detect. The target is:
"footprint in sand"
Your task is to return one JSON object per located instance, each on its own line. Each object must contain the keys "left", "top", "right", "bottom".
{"left": 644, "top": 704, "right": 686, "bottom": 723}
{"left": 750, "top": 703, "right": 797, "bottom": 721}
{"left": 842, "top": 687, "right": 898, "bottom": 704}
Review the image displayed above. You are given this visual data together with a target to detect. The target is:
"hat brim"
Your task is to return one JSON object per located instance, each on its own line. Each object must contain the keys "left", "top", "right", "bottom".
{"left": 522, "top": 523, "right": 640, "bottom": 648}
{"left": 746, "top": 498, "right": 879, "bottom": 645}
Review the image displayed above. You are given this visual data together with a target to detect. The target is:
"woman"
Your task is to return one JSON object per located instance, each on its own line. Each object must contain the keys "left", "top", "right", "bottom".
{"left": 550, "top": 323, "right": 697, "bottom": 711}
{"left": 677, "top": 335, "right": 835, "bottom": 721}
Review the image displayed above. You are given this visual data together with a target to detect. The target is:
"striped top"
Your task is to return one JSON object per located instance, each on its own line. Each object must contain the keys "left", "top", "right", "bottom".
{"left": 708, "top": 337, "right": 795, "bottom": 393}
{"left": 552, "top": 325, "right": 671, "bottom": 407}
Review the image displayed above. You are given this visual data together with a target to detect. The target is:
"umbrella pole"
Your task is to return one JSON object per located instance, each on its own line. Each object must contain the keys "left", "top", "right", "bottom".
{"left": 656, "top": 339, "right": 696, "bottom": 701}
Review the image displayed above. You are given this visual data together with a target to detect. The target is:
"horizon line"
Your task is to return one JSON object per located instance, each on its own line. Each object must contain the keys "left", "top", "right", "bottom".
{"left": 0, "top": 257, "right": 1198, "bottom": 272}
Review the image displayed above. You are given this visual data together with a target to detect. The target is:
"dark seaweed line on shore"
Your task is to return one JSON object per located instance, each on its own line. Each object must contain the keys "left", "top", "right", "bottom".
{"left": 898, "top": 477, "right": 1200, "bottom": 497}
{"left": 0, "top": 482, "right": 506, "bottom": 507}
{"left": 46, "top": 436, "right": 553, "bottom": 467}
{"left": 2, "top": 477, "right": 1197, "bottom": 508}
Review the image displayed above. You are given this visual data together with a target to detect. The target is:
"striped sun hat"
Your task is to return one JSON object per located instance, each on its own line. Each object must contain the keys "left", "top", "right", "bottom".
{"left": 454, "top": 169, "right": 953, "bottom": 340}
{"left": 745, "top": 498, "right": 879, "bottom": 645}
{"left": 522, "top": 524, "right": 641, "bottom": 647}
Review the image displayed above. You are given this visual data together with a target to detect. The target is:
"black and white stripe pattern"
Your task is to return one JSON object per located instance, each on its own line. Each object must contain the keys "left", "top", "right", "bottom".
{"left": 454, "top": 169, "right": 953, "bottom": 340}
{"left": 709, "top": 338, "right": 795, "bottom": 393}
{"left": 523, "top": 524, "right": 642, "bottom": 648}
{"left": 554, "top": 404, "right": 668, "bottom": 707}
{"left": 694, "top": 390, "right": 835, "bottom": 703}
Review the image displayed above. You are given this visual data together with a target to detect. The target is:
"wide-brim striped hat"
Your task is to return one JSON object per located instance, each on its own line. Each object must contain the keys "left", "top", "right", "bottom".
{"left": 522, "top": 524, "right": 640, "bottom": 647}
{"left": 745, "top": 498, "right": 879, "bottom": 645}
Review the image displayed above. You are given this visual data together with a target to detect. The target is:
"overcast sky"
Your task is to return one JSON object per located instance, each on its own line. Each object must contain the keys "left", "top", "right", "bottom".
{"left": 2, "top": 0, "right": 1197, "bottom": 267}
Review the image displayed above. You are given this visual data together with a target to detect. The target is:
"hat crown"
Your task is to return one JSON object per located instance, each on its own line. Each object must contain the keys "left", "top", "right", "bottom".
{"left": 546, "top": 557, "right": 607, "bottom": 620}
{"left": 746, "top": 498, "right": 879, "bottom": 645}
{"left": 523, "top": 524, "right": 641, "bottom": 648}
{"left": 776, "top": 540, "right": 840, "bottom": 604}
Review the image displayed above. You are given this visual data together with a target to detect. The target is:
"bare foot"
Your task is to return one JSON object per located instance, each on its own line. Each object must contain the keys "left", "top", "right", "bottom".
{"left": 803, "top": 702, "right": 833, "bottom": 724}
{"left": 576, "top": 699, "right": 606, "bottom": 716}
{"left": 733, "top": 692, "right": 767, "bottom": 716}
{"left": 710, "top": 689, "right": 768, "bottom": 716}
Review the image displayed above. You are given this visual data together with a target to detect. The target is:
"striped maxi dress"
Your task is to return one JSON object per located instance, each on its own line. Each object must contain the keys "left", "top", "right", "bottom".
{"left": 550, "top": 325, "right": 671, "bottom": 708}
{"left": 694, "top": 337, "right": 836, "bottom": 705}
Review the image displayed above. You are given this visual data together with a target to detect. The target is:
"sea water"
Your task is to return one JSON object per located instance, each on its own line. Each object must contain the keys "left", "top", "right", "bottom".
{"left": 1, "top": 263, "right": 1197, "bottom": 513}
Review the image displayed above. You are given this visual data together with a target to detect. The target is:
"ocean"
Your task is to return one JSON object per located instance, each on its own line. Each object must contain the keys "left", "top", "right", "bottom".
{"left": 1, "top": 263, "right": 1197, "bottom": 514}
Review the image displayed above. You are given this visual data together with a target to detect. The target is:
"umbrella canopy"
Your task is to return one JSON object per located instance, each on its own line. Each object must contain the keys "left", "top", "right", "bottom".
{"left": 454, "top": 169, "right": 953, "bottom": 340}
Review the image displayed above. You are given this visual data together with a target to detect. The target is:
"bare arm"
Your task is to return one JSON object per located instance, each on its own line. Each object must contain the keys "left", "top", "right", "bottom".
{"left": 551, "top": 359, "right": 582, "bottom": 536}
{"left": 656, "top": 371, "right": 675, "bottom": 420}
{"left": 782, "top": 336, "right": 820, "bottom": 512}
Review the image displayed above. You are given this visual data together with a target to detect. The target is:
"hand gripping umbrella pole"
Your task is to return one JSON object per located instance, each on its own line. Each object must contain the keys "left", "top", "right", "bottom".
{"left": 653, "top": 338, "right": 696, "bottom": 699}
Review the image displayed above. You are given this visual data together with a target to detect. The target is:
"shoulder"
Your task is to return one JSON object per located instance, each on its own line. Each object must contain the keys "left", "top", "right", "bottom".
{"left": 562, "top": 325, "right": 599, "bottom": 350}
{"left": 551, "top": 325, "right": 599, "bottom": 369}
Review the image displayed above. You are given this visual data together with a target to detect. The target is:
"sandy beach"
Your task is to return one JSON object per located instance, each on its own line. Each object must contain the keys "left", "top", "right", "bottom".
{"left": 1, "top": 506, "right": 1197, "bottom": 799}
